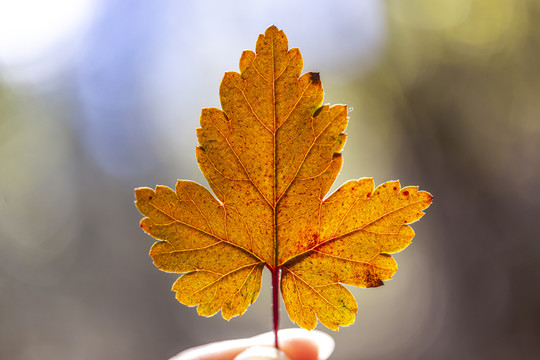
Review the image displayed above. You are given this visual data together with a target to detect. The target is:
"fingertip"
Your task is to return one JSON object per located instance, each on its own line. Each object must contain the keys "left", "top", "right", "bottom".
{"left": 278, "top": 329, "right": 335, "bottom": 360}
{"left": 280, "top": 337, "right": 318, "bottom": 360}
{"left": 234, "top": 346, "right": 291, "bottom": 360}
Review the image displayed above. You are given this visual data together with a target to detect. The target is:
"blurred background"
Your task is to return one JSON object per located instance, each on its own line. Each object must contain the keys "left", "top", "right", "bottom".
{"left": 1, "top": 0, "right": 539, "bottom": 359}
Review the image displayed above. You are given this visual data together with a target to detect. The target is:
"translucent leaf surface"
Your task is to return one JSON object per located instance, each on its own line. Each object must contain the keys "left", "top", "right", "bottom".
{"left": 134, "top": 26, "right": 433, "bottom": 330}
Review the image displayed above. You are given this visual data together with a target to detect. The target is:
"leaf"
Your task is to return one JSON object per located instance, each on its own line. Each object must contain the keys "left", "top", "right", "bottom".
{"left": 134, "top": 26, "right": 433, "bottom": 331}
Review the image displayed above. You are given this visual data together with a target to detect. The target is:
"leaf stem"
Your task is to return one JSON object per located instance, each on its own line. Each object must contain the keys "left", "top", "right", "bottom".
{"left": 271, "top": 267, "right": 280, "bottom": 349}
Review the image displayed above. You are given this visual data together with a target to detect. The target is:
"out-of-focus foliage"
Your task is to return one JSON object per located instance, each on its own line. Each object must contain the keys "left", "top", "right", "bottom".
{"left": 1, "top": 0, "right": 539, "bottom": 359}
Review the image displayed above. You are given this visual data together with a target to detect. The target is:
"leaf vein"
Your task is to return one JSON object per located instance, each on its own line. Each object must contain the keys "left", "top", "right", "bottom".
{"left": 281, "top": 199, "right": 426, "bottom": 266}
{"left": 276, "top": 108, "right": 344, "bottom": 203}
{"left": 284, "top": 267, "right": 347, "bottom": 314}
{"left": 188, "top": 262, "right": 263, "bottom": 298}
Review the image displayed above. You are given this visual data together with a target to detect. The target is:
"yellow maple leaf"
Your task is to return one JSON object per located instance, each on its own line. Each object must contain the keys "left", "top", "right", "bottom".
{"left": 134, "top": 26, "right": 433, "bottom": 332}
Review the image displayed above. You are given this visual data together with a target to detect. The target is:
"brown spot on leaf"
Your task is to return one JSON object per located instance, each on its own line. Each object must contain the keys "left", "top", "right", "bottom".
{"left": 403, "top": 190, "right": 409, "bottom": 196}
{"left": 365, "top": 272, "right": 384, "bottom": 288}
{"left": 311, "top": 232, "right": 320, "bottom": 246}
{"left": 309, "top": 72, "right": 320, "bottom": 84}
